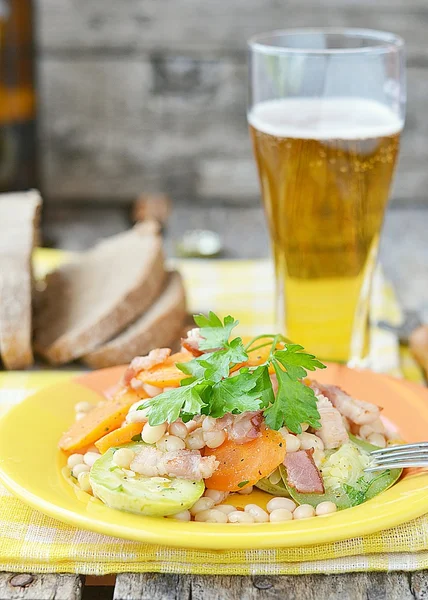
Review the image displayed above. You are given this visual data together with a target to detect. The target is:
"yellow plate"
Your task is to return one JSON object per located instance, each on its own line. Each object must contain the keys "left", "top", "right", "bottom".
{"left": 0, "top": 365, "right": 428, "bottom": 550}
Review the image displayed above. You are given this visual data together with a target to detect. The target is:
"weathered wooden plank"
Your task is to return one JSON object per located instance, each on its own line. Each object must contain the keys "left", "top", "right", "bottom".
{"left": 410, "top": 570, "right": 428, "bottom": 598}
{"left": 113, "top": 572, "right": 419, "bottom": 600}
{"left": 113, "top": 573, "right": 190, "bottom": 600}
{"left": 0, "top": 573, "right": 83, "bottom": 600}
{"left": 37, "top": 0, "right": 428, "bottom": 59}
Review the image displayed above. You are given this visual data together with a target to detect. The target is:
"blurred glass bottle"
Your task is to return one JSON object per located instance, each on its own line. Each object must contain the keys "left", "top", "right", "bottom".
{"left": 0, "top": 0, "right": 37, "bottom": 192}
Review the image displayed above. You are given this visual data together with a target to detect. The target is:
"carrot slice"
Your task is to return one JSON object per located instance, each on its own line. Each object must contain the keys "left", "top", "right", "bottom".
{"left": 204, "top": 428, "right": 286, "bottom": 492}
{"left": 136, "top": 350, "right": 193, "bottom": 388}
{"left": 95, "top": 421, "right": 145, "bottom": 454}
{"left": 59, "top": 389, "right": 142, "bottom": 453}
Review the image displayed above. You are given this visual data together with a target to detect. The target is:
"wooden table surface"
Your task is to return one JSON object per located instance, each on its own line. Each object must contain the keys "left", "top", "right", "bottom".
{"left": 1, "top": 204, "right": 427, "bottom": 600}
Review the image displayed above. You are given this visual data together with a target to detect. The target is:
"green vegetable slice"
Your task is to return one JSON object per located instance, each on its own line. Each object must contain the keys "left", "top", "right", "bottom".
{"left": 90, "top": 442, "right": 205, "bottom": 517}
{"left": 255, "top": 475, "right": 291, "bottom": 497}
{"left": 279, "top": 435, "right": 402, "bottom": 510}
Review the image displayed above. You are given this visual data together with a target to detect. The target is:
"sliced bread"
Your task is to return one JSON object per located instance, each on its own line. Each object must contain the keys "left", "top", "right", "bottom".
{"left": 82, "top": 270, "right": 186, "bottom": 368}
{"left": 34, "top": 221, "right": 166, "bottom": 365}
{"left": 0, "top": 190, "right": 42, "bottom": 369}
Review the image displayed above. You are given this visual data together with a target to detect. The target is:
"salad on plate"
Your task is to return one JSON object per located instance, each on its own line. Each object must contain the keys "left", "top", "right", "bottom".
{"left": 59, "top": 313, "right": 402, "bottom": 524}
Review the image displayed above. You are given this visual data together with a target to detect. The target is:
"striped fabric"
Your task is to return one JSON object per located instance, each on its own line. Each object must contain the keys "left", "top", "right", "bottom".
{"left": 0, "top": 251, "right": 424, "bottom": 575}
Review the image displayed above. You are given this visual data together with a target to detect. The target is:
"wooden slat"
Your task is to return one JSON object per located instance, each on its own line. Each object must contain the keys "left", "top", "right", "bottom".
{"left": 0, "top": 573, "right": 83, "bottom": 600}
{"left": 113, "top": 572, "right": 422, "bottom": 600}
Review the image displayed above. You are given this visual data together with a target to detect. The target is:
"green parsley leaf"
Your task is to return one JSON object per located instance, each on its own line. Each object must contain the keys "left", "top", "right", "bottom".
{"left": 144, "top": 383, "right": 208, "bottom": 426}
{"left": 274, "top": 344, "right": 326, "bottom": 380}
{"left": 251, "top": 365, "right": 275, "bottom": 409}
{"left": 178, "top": 337, "right": 248, "bottom": 383}
{"left": 237, "top": 480, "right": 249, "bottom": 488}
{"left": 209, "top": 370, "right": 262, "bottom": 418}
{"left": 263, "top": 361, "right": 321, "bottom": 433}
{"left": 343, "top": 483, "right": 366, "bottom": 506}
{"left": 194, "top": 312, "right": 239, "bottom": 350}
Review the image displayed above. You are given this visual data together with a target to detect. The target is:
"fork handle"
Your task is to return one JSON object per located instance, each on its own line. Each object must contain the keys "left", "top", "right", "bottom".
{"left": 409, "top": 324, "right": 428, "bottom": 381}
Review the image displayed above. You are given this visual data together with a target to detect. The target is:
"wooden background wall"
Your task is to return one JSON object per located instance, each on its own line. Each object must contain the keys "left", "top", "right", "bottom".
{"left": 37, "top": 0, "right": 428, "bottom": 206}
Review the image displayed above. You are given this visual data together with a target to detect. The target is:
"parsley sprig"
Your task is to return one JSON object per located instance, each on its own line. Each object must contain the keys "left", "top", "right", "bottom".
{"left": 139, "top": 311, "right": 326, "bottom": 433}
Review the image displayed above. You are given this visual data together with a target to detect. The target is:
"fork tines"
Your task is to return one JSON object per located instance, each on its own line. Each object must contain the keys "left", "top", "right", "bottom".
{"left": 364, "top": 442, "right": 428, "bottom": 472}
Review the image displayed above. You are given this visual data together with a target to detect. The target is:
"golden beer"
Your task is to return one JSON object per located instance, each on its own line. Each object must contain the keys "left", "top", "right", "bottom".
{"left": 249, "top": 98, "right": 402, "bottom": 362}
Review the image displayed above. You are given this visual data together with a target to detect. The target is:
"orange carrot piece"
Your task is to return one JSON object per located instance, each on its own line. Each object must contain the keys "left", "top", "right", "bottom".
{"left": 204, "top": 428, "right": 286, "bottom": 492}
{"left": 95, "top": 421, "right": 145, "bottom": 454}
{"left": 136, "top": 350, "right": 193, "bottom": 388}
{"left": 59, "top": 389, "right": 142, "bottom": 453}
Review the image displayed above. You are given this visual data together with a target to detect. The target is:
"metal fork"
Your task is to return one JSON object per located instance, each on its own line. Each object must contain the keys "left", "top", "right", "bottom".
{"left": 365, "top": 443, "right": 428, "bottom": 472}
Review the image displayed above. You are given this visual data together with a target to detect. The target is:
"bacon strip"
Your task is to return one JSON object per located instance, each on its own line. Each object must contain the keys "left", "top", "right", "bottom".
{"left": 284, "top": 449, "right": 324, "bottom": 494}
{"left": 310, "top": 381, "right": 380, "bottom": 425}
{"left": 122, "top": 349, "right": 171, "bottom": 386}
{"left": 181, "top": 327, "right": 221, "bottom": 357}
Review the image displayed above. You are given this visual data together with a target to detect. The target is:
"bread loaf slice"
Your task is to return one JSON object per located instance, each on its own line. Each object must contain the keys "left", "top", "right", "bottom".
{"left": 82, "top": 270, "right": 186, "bottom": 368}
{"left": 34, "top": 221, "right": 166, "bottom": 365}
{"left": 0, "top": 190, "right": 41, "bottom": 369}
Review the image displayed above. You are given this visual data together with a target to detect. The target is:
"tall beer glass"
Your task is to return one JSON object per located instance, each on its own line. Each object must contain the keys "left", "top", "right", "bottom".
{"left": 248, "top": 29, "right": 405, "bottom": 364}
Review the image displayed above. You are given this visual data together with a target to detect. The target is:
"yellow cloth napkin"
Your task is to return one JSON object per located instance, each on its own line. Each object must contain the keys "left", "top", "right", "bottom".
{"left": 0, "top": 252, "right": 425, "bottom": 576}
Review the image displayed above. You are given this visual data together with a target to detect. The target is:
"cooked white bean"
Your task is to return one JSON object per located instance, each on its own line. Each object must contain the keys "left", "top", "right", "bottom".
{"left": 185, "top": 429, "right": 205, "bottom": 450}
{"left": 126, "top": 410, "right": 149, "bottom": 424}
{"left": 301, "top": 423, "right": 309, "bottom": 432}
{"left": 189, "top": 497, "right": 215, "bottom": 516}
{"left": 238, "top": 485, "right": 253, "bottom": 495}
{"left": 203, "top": 430, "right": 226, "bottom": 449}
{"left": 266, "top": 497, "right": 297, "bottom": 513}
{"left": 169, "top": 421, "right": 188, "bottom": 439}
{"left": 268, "top": 469, "right": 282, "bottom": 485}
{"left": 269, "top": 508, "right": 293, "bottom": 523}
{"left": 75, "top": 401, "right": 93, "bottom": 413}
{"left": 284, "top": 434, "right": 301, "bottom": 453}
{"left": 141, "top": 422, "right": 167, "bottom": 444}
{"left": 312, "top": 448, "right": 325, "bottom": 468}
{"left": 72, "top": 463, "right": 90, "bottom": 478}
{"left": 293, "top": 504, "right": 315, "bottom": 519}
{"left": 202, "top": 416, "right": 217, "bottom": 432}
{"left": 359, "top": 424, "right": 374, "bottom": 439}
{"left": 298, "top": 432, "right": 325, "bottom": 451}
{"left": 228, "top": 511, "right": 255, "bottom": 523}
{"left": 67, "top": 454, "right": 84, "bottom": 469}
{"left": 156, "top": 435, "right": 186, "bottom": 452}
{"left": 83, "top": 452, "right": 101, "bottom": 467}
{"left": 185, "top": 419, "right": 201, "bottom": 433}
{"left": 75, "top": 412, "right": 86, "bottom": 421}
{"left": 244, "top": 504, "right": 269, "bottom": 523}
{"left": 367, "top": 433, "right": 387, "bottom": 448}
{"left": 315, "top": 501, "right": 337, "bottom": 516}
{"left": 204, "top": 489, "right": 229, "bottom": 505}
{"left": 169, "top": 510, "right": 191, "bottom": 521}
{"left": 77, "top": 471, "right": 92, "bottom": 493}
{"left": 142, "top": 383, "right": 163, "bottom": 398}
{"left": 194, "top": 509, "right": 228, "bottom": 523}
{"left": 113, "top": 448, "right": 135, "bottom": 469}
{"left": 215, "top": 504, "right": 237, "bottom": 515}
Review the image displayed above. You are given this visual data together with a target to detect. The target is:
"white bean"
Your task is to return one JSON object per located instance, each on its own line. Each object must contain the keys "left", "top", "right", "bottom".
{"left": 189, "top": 497, "right": 215, "bottom": 516}
{"left": 298, "top": 432, "right": 325, "bottom": 451}
{"left": 238, "top": 485, "right": 253, "bottom": 495}
{"left": 359, "top": 424, "right": 374, "bottom": 439}
{"left": 202, "top": 416, "right": 217, "bottom": 432}
{"left": 77, "top": 471, "right": 92, "bottom": 493}
{"left": 204, "top": 489, "right": 229, "bottom": 505}
{"left": 75, "top": 401, "right": 93, "bottom": 413}
{"left": 203, "top": 430, "right": 226, "bottom": 449}
{"left": 315, "top": 501, "right": 337, "bottom": 516}
{"left": 194, "top": 509, "right": 228, "bottom": 523}
{"left": 284, "top": 434, "right": 301, "bottom": 453}
{"left": 301, "top": 423, "right": 309, "bottom": 432}
{"left": 215, "top": 504, "right": 237, "bottom": 515}
{"left": 293, "top": 504, "right": 315, "bottom": 519}
{"left": 67, "top": 454, "right": 84, "bottom": 469}
{"left": 367, "top": 433, "right": 387, "bottom": 448}
{"left": 126, "top": 410, "right": 149, "bottom": 424}
{"left": 169, "top": 421, "right": 188, "bottom": 439}
{"left": 228, "top": 511, "right": 255, "bottom": 523}
{"left": 113, "top": 448, "right": 135, "bottom": 469}
{"left": 266, "top": 497, "right": 297, "bottom": 513}
{"left": 75, "top": 412, "right": 86, "bottom": 421}
{"left": 169, "top": 510, "right": 191, "bottom": 521}
{"left": 72, "top": 463, "right": 90, "bottom": 478}
{"left": 244, "top": 504, "right": 269, "bottom": 523}
{"left": 156, "top": 435, "right": 186, "bottom": 452}
{"left": 268, "top": 469, "right": 282, "bottom": 485}
{"left": 269, "top": 508, "right": 293, "bottom": 522}
{"left": 185, "top": 429, "right": 205, "bottom": 450}
{"left": 141, "top": 422, "right": 167, "bottom": 444}
{"left": 185, "top": 419, "right": 201, "bottom": 433}
{"left": 83, "top": 452, "right": 100, "bottom": 467}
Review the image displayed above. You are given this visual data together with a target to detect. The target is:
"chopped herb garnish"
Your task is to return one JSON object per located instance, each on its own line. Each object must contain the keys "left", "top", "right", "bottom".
{"left": 131, "top": 434, "right": 142, "bottom": 442}
{"left": 238, "top": 480, "right": 249, "bottom": 488}
{"left": 142, "top": 312, "right": 325, "bottom": 431}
